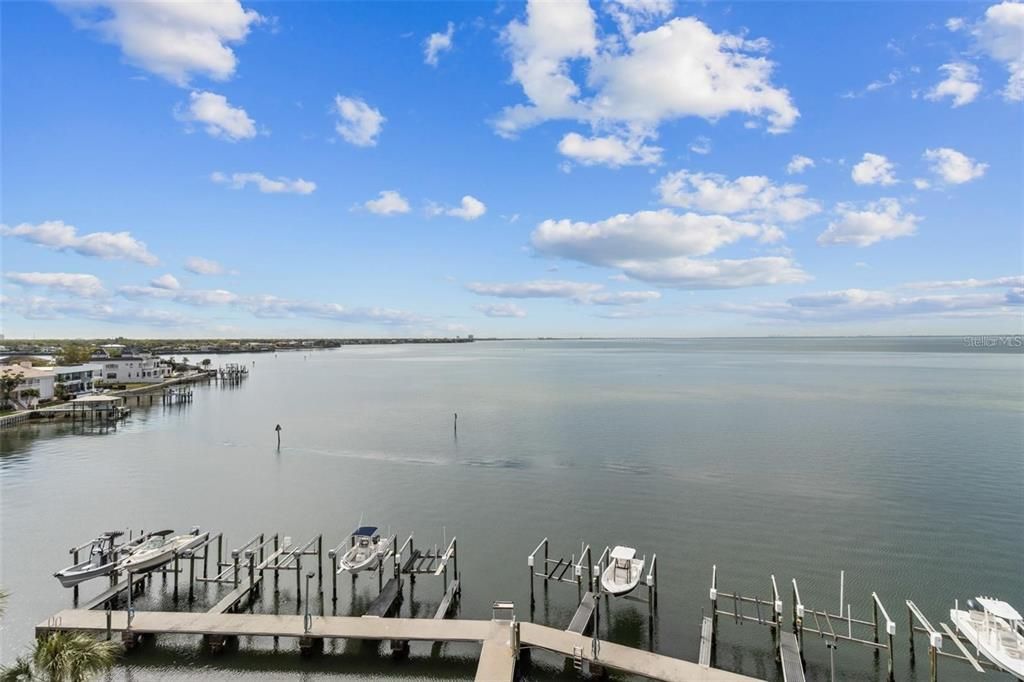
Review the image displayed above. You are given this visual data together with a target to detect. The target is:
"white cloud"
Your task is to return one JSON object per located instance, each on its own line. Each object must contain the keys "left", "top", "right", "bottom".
{"left": 425, "top": 22, "right": 455, "bottom": 66}
{"left": 851, "top": 153, "right": 898, "bottom": 186}
{"left": 5, "top": 271, "right": 106, "bottom": 298}
{"left": 61, "top": 0, "right": 262, "bottom": 85}
{"left": 818, "top": 198, "right": 920, "bottom": 247}
{"left": 496, "top": 1, "right": 798, "bottom": 156}
{"left": 786, "top": 155, "right": 814, "bottom": 175}
{"left": 557, "top": 132, "right": 662, "bottom": 167}
{"left": 474, "top": 302, "right": 527, "bottom": 318}
{"left": 364, "top": 190, "right": 411, "bottom": 215}
{"left": 433, "top": 195, "right": 487, "bottom": 220}
{"left": 946, "top": 17, "right": 966, "bottom": 32}
{"left": 1, "top": 220, "right": 158, "bottom": 265}
{"left": 466, "top": 280, "right": 602, "bottom": 299}
{"left": 333, "top": 95, "right": 385, "bottom": 146}
{"left": 723, "top": 285, "right": 1022, "bottom": 322}
{"left": 5, "top": 296, "right": 199, "bottom": 326}
{"left": 604, "top": 0, "right": 674, "bottom": 38}
{"left": 841, "top": 70, "right": 902, "bottom": 99}
{"left": 211, "top": 171, "right": 316, "bottom": 194}
{"left": 588, "top": 290, "right": 661, "bottom": 304}
{"left": 243, "top": 295, "right": 425, "bottom": 326}
{"left": 689, "top": 136, "right": 712, "bottom": 155}
{"left": 611, "top": 256, "right": 809, "bottom": 289}
{"left": 906, "top": 275, "right": 1024, "bottom": 290}
{"left": 150, "top": 274, "right": 181, "bottom": 290}
{"left": 925, "top": 62, "right": 982, "bottom": 107}
{"left": 913, "top": 178, "right": 931, "bottom": 190}
{"left": 923, "top": 147, "right": 988, "bottom": 184}
{"left": 118, "top": 284, "right": 239, "bottom": 306}
{"left": 530, "top": 208, "right": 808, "bottom": 288}
{"left": 973, "top": 1, "right": 1024, "bottom": 101}
{"left": 657, "top": 170, "right": 822, "bottom": 223}
{"left": 178, "top": 91, "right": 257, "bottom": 141}
{"left": 184, "top": 256, "right": 227, "bottom": 275}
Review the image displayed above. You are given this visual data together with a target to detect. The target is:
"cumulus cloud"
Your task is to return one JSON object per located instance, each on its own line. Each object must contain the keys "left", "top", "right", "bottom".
{"left": 558, "top": 132, "right": 662, "bottom": 167}
{"left": 474, "top": 302, "right": 527, "bottom": 318}
{"left": 5, "top": 271, "right": 106, "bottom": 298}
{"left": 184, "top": 256, "right": 228, "bottom": 275}
{"left": 923, "top": 147, "right": 988, "bottom": 184}
{"left": 430, "top": 195, "right": 487, "bottom": 220}
{"left": 364, "top": 190, "right": 411, "bottom": 215}
{"left": 529, "top": 209, "right": 807, "bottom": 288}
{"left": 5, "top": 296, "right": 199, "bottom": 326}
{"left": 973, "top": 1, "right": 1024, "bottom": 101}
{"left": 657, "top": 170, "right": 822, "bottom": 223}
{"left": 424, "top": 22, "right": 455, "bottom": 66}
{"left": 786, "top": 155, "right": 814, "bottom": 175}
{"left": 946, "top": 17, "right": 966, "bottom": 32}
{"left": 913, "top": 178, "right": 931, "bottom": 190}
{"left": 333, "top": 95, "right": 385, "bottom": 146}
{"left": 211, "top": 171, "right": 315, "bottom": 194}
{"left": 177, "top": 91, "right": 257, "bottom": 141}
{"left": 818, "top": 199, "right": 920, "bottom": 247}
{"left": 150, "top": 274, "right": 181, "bottom": 290}
{"left": 925, "top": 62, "right": 982, "bottom": 107}
{"left": 689, "top": 136, "right": 712, "bottom": 155}
{"left": 60, "top": 0, "right": 262, "bottom": 85}
{"left": 851, "top": 153, "right": 898, "bottom": 186}
{"left": 243, "top": 295, "right": 425, "bottom": 326}
{"left": 118, "top": 284, "right": 240, "bottom": 306}
{"left": 1, "top": 220, "right": 158, "bottom": 265}
{"left": 496, "top": 1, "right": 798, "bottom": 163}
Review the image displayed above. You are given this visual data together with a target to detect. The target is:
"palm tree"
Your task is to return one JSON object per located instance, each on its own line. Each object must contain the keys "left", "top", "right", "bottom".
{"left": 0, "top": 632, "right": 118, "bottom": 682}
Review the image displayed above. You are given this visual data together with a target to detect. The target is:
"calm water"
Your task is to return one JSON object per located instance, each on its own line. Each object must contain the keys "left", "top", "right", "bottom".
{"left": 1, "top": 339, "right": 1022, "bottom": 681}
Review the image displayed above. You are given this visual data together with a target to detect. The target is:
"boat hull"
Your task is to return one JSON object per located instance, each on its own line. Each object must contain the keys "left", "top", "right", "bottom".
{"left": 55, "top": 561, "right": 117, "bottom": 588}
{"left": 600, "top": 560, "right": 644, "bottom": 597}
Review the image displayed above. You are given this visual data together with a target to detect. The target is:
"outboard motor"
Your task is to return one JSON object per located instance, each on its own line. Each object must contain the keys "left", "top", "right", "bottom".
{"left": 966, "top": 598, "right": 980, "bottom": 612}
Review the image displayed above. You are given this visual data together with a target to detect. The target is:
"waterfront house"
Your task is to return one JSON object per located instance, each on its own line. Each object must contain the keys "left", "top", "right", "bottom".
{"left": 0, "top": 363, "right": 56, "bottom": 406}
{"left": 53, "top": 364, "right": 102, "bottom": 395}
{"left": 91, "top": 347, "right": 172, "bottom": 384}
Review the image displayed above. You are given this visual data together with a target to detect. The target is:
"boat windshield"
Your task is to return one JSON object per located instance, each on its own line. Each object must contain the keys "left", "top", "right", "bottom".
{"left": 135, "top": 536, "right": 167, "bottom": 552}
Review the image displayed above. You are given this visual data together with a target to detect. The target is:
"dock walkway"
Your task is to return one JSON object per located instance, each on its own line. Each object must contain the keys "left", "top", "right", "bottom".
{"left": 778, "top": 632, "right": 805, "bottom": 682}
{"left": 39, "top": 609, "right": 764, "bottom": 682}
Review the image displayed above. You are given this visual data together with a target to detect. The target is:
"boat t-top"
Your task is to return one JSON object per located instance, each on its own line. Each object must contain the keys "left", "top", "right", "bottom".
{"left": 337, "top": 526, "right": 391, "bottom": 574}
{"left": 951, "top": 597, "right": 1024, "bottom": 680}
{"left": 54, "top": 531, "right": 126, "bottom": 588}
{"left": 600, "top": 545, "right": 645, "bottom": 597}
{"left": 118, "top": 530, "right": 201, "bottom": 574}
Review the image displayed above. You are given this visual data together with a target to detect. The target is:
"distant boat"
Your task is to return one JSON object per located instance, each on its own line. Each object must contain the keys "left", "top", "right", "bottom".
{"left": 54, "top": 531, "right": 126, "bottom": 588}
{"left": 950, "top": 597, "right": 1024, "bottom": 679}
{"left": 600, "top": 545, "right": 645, "bottom": 596}
{"left": 118, "top": 530, "right": 201, "bottom": 573}
{"left": 337, "top": 526, "right": 391, "bottom": 574}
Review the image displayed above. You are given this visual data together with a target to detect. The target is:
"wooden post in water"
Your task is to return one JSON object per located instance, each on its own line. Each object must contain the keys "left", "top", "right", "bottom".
{"left": 275, "top": 424, "right": 282, "bottom": 449}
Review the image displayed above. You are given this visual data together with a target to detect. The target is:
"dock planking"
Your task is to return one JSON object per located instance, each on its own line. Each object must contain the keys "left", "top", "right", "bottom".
{"left": 81, "top": 573, "right": 149, "bottom": 611}
{"left": 566, "top": 591, "right": 597, "bottom": 635}
{"left": 475, "top": 637, "right": 516, "bottom": 682}
{"left": 778, "top": 632, "right": 805, "bottom": 682}
{"left": 434, "top": 579, "right": 460, "bottom": 620}
{"left": 363, "top": 577, "right": 402, "bottom": 618}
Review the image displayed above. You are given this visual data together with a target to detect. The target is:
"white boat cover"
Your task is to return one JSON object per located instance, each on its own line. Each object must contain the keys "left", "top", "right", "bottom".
{"left": 978, "top": 598, "right": 1023, "bottom": 621}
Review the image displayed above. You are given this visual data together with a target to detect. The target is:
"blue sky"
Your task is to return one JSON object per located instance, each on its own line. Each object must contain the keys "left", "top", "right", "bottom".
{"left": 2, "top": 0, "right": 1022, "bottom": 338}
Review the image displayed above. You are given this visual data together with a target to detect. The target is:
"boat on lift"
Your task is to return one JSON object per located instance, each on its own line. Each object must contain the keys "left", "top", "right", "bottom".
{"left": 337, "top": 526, "right": 391, "bottom": 574}
{"left": 54, "top": 531, "right": 127, "bottom": 588}
{"left": 600, "top": 546, "right": 645, "bottom": 596}
{"left": 950, "top": 597, "right": 1024, "bottom": 680}
{"left": 118, "top": 530, "right": 201, "bottom": 573}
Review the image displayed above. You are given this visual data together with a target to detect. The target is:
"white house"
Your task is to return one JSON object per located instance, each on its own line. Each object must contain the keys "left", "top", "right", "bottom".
{"left": 54, "top": 364, "right": 101, "bottom": 395}
{"left": 1, "top": 364, "right": 55, "bottom": 407}
{"left": 93, "top": 349, "right": 171, "bottom": 384}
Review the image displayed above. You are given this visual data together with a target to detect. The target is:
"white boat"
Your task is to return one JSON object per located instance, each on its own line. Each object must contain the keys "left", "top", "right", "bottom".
{"left": 950, "top": 597, "right": 1024, "bottom": 680}
{"left": 54, "top": 531, "right": 125, "bottom": 588}
{"left": 600, "top": 546, "right": 645, "bottom": 597}
{"left": 337, "top": 526, "right": 391, "bottom": 574}
{"left": 118, "top": 530, "right": 201, "bottom": 573}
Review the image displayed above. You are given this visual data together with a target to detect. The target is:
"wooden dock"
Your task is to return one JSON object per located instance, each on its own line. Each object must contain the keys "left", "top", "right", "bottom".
{"left": 434, "top": 579, "right": 460, "bottom": 619}
{"left": 364, "top": 577, "right": 403, "bottom": 618}
{"left": 566, "top": 591, "right": 597, "bottom": 634}
{"left": 38, "top": 609, "right": 764, "bottom": 682}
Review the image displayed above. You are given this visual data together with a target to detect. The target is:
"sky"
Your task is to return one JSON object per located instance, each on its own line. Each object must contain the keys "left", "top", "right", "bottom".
{"left": 1, "top": 0, "right": 1022, "bottom": 339}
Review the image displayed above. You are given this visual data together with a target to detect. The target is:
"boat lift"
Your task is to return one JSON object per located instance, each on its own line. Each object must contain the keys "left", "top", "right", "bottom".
{"left": 707, "top": 567, "right": 898, "bottom": 682}
{"left": 906, "top": 599, "right": 998, "bottom": 682}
